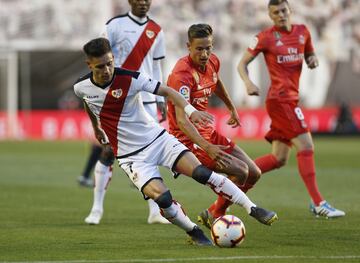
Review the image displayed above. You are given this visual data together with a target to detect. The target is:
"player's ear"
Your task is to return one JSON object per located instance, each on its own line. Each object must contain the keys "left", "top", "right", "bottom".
{"left": 186, "top": 42, "right": 191, "bottom": 51}
{"left": 85, "top": 59, "right": 92, "bottom": 70}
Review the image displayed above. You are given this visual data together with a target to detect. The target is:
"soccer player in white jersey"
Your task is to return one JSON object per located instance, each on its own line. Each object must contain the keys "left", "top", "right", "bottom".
{"left": 82, "top": 0, "right": 168, "bottom": 225}
{"left": 74, "top": 37, "right": 278, "bottom": 245}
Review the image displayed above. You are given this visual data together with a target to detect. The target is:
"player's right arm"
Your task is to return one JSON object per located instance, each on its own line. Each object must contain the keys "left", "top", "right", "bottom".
{"left": 174, "top": 104, "right": 232, "bottom": 168}
{"left": 83, "top": 101, "right": 108, "bottom": 144}
{"left": 237, "top": 50, "right": 260, "bottom": 96}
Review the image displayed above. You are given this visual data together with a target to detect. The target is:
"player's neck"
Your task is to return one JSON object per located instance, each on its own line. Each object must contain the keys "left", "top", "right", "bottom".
{"left": 275, "top": 24, "right": 292, "bottom": 32}
{"left": 128, "top": 11, "right": 148, "bottom": 23}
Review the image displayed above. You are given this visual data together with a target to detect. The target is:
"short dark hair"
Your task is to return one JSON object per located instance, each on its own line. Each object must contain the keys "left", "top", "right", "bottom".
{"left": 188, "top": 24, "right": 213, "bottom": 42}
{"left": 83, "top": 37, "right": 112, "bottom": 58}
{"left": 268, "top": 0, "right": 288, "bottom": 7}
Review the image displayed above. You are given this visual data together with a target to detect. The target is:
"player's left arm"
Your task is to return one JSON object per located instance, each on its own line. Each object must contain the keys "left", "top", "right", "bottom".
{"left": 304, "top": 26, "right": 319, "bottom": 69}
{"left": 214, "top": 79, "right": 241, "bottom": 128}
{"left": 153, "top": 59, "right": 167, "bottom": 122}
{"left": 305, "top": 52, "right": 319, "bottom": 69}
{"left": 156, "top": 85, "right": 214, "bottom": 126}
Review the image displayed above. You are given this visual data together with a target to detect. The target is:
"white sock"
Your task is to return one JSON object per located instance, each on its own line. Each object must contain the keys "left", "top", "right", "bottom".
{"left": 148, "top": 198, "right": 161, "bottom": 216}
{"left": 207, "top": 172, "right": 256, "bottom": 214}
{"left": 161, "top": 201, "right": 196, "bottom": 232}
{"left": 91, "top": 161, "right": 112, "bottom": 213}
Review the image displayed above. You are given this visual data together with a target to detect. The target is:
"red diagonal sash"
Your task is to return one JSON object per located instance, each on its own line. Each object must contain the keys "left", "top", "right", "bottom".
{"left": 122, "top": 20, "right": 161, "bottom": 71}
{"left": 99, "top": 73, "right": 132, "bottom": 156}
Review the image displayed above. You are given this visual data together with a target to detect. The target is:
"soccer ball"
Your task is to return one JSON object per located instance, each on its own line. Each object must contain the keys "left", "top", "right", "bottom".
{"left": 211, "top": 214, "right": 246, "bottom": 248}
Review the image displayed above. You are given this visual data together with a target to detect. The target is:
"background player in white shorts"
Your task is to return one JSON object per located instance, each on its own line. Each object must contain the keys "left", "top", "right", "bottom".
{"left": 82, "top": 0, "right": 168, "bottom": 225}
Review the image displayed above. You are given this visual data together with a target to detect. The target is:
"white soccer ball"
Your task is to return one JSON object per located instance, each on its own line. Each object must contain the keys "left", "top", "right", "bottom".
{"left": 211, "top": 214, "right": 246, "bottom": 248}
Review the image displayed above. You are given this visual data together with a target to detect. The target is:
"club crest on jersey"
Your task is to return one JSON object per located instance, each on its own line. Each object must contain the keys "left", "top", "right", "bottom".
{"left": 299, "top": 35, "right": 305, "bottom": 44}
{"left": 179, "top": 86, "right": 190, "bottom": 100}
{"left": 213, "top": 72, "right": 217, "bottom": 83}
{"left": 146, "top": 30, "right": 155, "bottom": 39}
{"left": 249, "top": 36, "right": 258, "bottom": 50}
{"left": 111, "top": 89, "right": 123, "bottom": 99}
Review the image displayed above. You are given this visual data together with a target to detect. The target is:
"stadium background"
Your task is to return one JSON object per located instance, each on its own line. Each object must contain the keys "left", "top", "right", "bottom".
{"left": 0, "top": 0, "right": 359, "bottom": 140}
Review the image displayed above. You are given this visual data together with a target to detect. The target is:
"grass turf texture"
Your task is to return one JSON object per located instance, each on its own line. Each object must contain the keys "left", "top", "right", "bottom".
{"left": 0, "top": 137, "right": 359, "bottom": 262}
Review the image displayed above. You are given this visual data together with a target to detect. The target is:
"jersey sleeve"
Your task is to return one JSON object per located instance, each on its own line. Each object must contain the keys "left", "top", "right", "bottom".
{"left": 303, "top": 25, "right": 315, "bottom": 54}
{"left": 135, "top": 72, "right": 161, "bottom": 95}
{"left": 167, "top": 71, "right": 194, "bottom": 102}
{"left": 153, "top": 29, "right": 166, "bottom": 60}
{"left": 73, "top": 84, "right": 83, "bottom": 99}
{"left": 247, "top": 32, "right": 267, "bottom": 56}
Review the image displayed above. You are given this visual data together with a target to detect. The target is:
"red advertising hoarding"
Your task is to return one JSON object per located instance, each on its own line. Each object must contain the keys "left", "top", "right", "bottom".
{"left": 0, "top": 108, "right": 359, "bottom": 140}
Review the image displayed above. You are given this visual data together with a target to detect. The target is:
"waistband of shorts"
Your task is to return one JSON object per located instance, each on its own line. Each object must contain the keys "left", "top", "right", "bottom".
{"left": 116, "top": 129, "right": 166, "bottom": 159}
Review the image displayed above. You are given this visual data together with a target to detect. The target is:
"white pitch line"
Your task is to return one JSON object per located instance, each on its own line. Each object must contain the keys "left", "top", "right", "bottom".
{"left": 2, "top": 255, "right": 360, "bottom": 263}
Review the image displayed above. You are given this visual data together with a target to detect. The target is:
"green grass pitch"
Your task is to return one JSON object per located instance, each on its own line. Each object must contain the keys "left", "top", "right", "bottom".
{"left": 0, "top": 137, "right": 359, "bottom": 262}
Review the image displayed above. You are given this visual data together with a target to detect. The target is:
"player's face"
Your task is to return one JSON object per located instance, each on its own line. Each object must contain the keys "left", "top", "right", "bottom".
{"left": 268, "top": 2, "right": 291, "bottom": 30}
{"left": 129, "top": 0, "right": 151, "bottom": 18}
{"left": 187, "top": 36, "right": 213, "bottom": 70}
{"left": 87, "top": 52, "right": 114, "bottom": 86}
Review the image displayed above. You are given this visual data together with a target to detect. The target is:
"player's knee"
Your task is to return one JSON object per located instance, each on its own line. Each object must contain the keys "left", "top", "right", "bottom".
{"left": 276, "top": 156, "right": 287, "bottom": 167}
{"left": 192, "top": 165, "right": 212, "bottom": 184}
{"left": 99, "top": 146, "right": 114, "bottom": 166}
{"left": 154, "top": 190, "right": 173, "bottom": 209}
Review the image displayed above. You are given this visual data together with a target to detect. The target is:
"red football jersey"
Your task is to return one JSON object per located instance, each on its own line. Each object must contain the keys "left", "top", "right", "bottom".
{"left": 167, "top": 54, "right": 220, "bottom": 146}
{"left": 248, "top": 24, "right": 314, "bottom": 102}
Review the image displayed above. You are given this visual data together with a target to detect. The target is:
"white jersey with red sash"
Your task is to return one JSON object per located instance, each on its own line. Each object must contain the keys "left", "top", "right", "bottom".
{"left": 74, "top": 68, "right": 164, "bottom": 158}
{"left": 101, "top": 12, "right": 165, "bottom": 103}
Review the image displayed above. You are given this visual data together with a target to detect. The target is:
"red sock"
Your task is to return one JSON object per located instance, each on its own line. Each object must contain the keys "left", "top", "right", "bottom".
{"left": 254, "top": 154, "right": 280, "bottom": 174}
{"left": 208, "top": 196, "right": 232, "bottom": 218}
{"left": 297, "top": 150, "right": 323, "bottom": 206}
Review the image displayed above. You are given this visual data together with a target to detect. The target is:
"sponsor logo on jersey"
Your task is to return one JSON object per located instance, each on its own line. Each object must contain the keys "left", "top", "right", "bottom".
{"left": 146, "top": 30, "right": 155, "bottom": 39}
{"left": 86, "top": 95, "right": 99, "bottom": 99}
{"left": 111, "top": 89, "right": 123, "bottom": 99}
{"left": 277, "top": 53, "right": 304, "bottom": 63}
{"left": 299, "top": 34, "right": 305, "bottom": 44}
{"left": 179, "top": 86, "right": 190, "bottom": 101}
{"left": 248, "top": 36, "right": 258, "bottom": 50}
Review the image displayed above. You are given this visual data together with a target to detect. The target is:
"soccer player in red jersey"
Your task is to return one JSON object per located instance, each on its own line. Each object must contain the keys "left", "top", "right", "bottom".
{"left": 238, "top": 0, "right": 345, "bottom": 218}
{"left": 167, "top": 24, "right": 277, "bottom": 228}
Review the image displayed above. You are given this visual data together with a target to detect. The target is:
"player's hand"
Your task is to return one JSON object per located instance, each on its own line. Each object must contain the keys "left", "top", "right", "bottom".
{"left": 211, "top": 145, "right": 234, "bottom": 169}
{"left": 94, "top": 128, "right": 108, "bottom": 145}
{"left": 189, "top": 111, "right": 214, "bottom": 127}
{"left": 306, "top": 55, "right": 319, "bottom": 69}
{"left": 227, "top": 110, "right": 241, "bottom": 128}
{"left": 205, "top": 144, "right": 232, "bottom": 168}
{"left": 246, "top": 82, "right": 260, "bottom": 96}
{"left": 157, "top": 101, "right": 167, "bottom": 123}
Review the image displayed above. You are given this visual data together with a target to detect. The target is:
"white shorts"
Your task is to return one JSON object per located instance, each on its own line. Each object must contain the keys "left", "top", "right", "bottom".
{"left": 117, "top": 132, "right": 189, "bottom": 199}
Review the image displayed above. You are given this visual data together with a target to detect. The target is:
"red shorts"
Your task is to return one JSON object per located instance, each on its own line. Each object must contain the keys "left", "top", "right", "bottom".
{"left": 186, "top": 130, "right": 235, "bottom": 170}
{"left": 265, "top": 100, "right": 309, "bottom": 146}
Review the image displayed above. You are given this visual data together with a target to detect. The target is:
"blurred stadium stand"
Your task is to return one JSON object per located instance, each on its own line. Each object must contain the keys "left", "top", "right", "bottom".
{"left": 0, "top": 0, "right": 359, "bottom": 139}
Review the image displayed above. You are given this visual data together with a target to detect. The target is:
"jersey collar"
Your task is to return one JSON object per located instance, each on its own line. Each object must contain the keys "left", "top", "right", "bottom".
{"left": 90, "top": 72, "right": 115, "bottom": 89}
{"left": 273, "top": 24, "right": 293, "bottom": 34}
{"left": 128, "top": 11, "right": 149, "bottom": 26}
{"left": 188, "top": 55, "right": 207, "bottom": 73}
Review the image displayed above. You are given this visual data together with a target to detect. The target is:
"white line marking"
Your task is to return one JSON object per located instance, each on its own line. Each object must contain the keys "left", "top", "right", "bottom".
{"left": 2, "top": 255, "right": 360, "bottom": 263}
